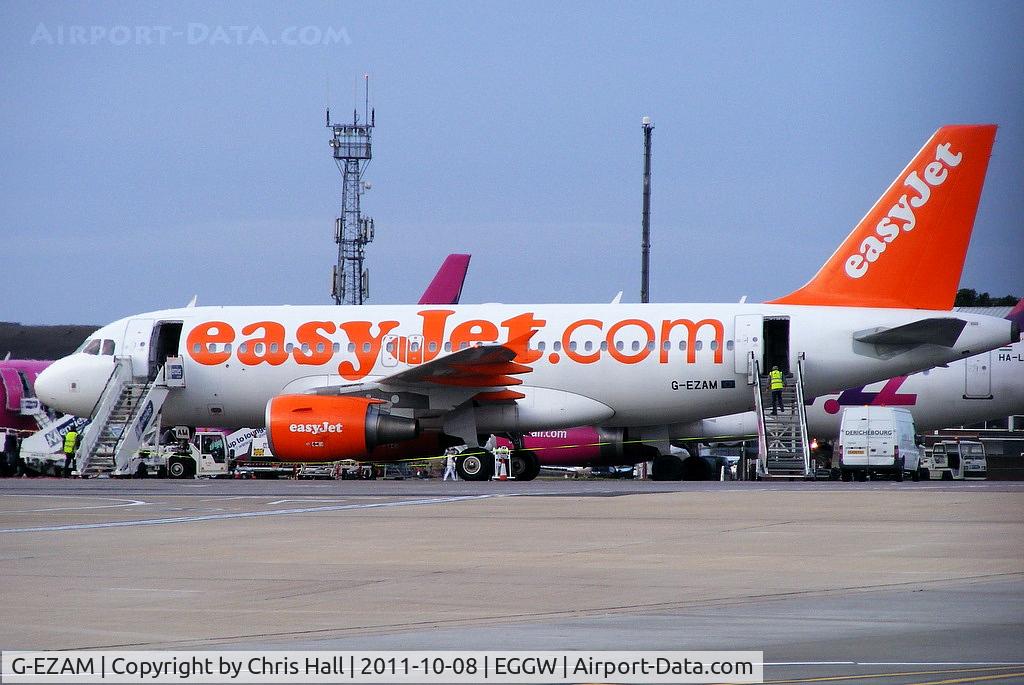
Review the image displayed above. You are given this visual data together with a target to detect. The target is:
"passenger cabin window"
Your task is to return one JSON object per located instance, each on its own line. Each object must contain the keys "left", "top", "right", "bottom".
{"left": 82, "top": 339, "right": 101, "bottom": 355}
{"left": 101, "top": 339, "right": 115, "bottom": 356}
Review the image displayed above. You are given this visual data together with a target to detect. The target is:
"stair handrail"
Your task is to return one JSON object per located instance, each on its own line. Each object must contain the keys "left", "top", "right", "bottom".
{"left": 794, "top": 353, "right": 812, "bottom": 476}
{"left": 77, "top": 356, "right": 132, "bottom": 474}
{"left": 112, "top": 368, "right": 170, "bottom": 474}
{"left": 750, "top": 353, "right": 768, "bottom": 478}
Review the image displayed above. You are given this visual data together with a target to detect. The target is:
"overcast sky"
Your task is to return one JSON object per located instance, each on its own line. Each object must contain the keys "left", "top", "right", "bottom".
{"left": 2, "top": 1, "right": 1022, "bottom": 325}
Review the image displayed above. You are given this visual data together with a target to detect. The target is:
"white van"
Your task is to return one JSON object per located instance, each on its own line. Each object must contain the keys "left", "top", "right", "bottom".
{"left": 836, "top": 407, "right": 922, "bottom": 482}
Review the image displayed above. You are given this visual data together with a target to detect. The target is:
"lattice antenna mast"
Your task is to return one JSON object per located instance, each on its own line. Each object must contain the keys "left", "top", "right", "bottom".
{"left": 327, "top": 74, "right": 375, "bottom": 305}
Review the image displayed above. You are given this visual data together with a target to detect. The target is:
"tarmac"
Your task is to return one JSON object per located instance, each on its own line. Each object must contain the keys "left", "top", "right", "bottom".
{"left": 1, "top": 478, "right": 1022, "bottom": 684}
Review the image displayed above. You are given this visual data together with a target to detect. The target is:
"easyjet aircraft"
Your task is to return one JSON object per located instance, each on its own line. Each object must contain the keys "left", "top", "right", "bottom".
{"left": 35, "top": 125, "right": 1019, "bottom": 479}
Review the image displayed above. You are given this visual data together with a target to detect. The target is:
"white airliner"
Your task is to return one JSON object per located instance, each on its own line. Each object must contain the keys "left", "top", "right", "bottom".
{"left": 35, "top": 125, "right": 1019, "bottom": 479}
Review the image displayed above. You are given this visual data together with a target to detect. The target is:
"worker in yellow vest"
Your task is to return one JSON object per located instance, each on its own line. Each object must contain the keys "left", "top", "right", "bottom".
{"left": 769, "top": 365, "right": 785, "bottom": 415}
{"left": 62, "top": 429, "right": 79, "bottom": 478}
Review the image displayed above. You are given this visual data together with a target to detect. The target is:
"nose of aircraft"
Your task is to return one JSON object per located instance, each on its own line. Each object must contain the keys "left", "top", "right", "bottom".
{"left": 35, "top": 354, "right": 115, "bottom": 418}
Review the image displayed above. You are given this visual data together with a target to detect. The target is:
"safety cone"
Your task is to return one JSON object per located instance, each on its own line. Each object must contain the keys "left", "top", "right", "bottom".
{"left": 498, "top": 456, "right": 508, "bottom": 481}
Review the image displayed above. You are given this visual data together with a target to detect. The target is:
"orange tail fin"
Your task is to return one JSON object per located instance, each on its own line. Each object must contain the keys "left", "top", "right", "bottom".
{"left": 769, "top": 125, "right": 997, "bottom": 310}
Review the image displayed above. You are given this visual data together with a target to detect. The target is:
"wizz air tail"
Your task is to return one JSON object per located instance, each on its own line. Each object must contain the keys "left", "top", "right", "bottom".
{"left": 418, "top": 254, "right": 471, "bottom": 305}
{"left": 770, "top": 125, "right": 997, "bottom": 310}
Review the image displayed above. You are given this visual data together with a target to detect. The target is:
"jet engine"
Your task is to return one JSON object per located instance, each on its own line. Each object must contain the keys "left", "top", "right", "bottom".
{"left": 265, "top": 395, "right": 418, "bottom": 462}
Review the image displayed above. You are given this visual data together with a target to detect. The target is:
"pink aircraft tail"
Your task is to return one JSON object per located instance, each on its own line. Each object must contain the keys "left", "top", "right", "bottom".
{"left": 418, "top": 254, "right": 471, "bottom": 305}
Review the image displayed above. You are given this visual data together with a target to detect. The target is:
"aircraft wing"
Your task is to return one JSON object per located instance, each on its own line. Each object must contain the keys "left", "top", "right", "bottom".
{"left": 307, "top": 341, "right": 531, "bottom": 405}
{"left": 854, "top": 317, "right": 967, "bottom": 348}
{"left": 377, "top": 342, "right": 531, "bottom": 388}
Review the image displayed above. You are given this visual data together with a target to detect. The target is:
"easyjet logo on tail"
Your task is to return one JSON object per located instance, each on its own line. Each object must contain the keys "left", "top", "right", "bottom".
{"left": 845, "top": 142, "right": 963, "bottom": 279}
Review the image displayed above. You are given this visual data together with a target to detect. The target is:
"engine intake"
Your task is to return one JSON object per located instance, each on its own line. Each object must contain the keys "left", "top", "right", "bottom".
{"left": 265, "top": 395, "right": 418, "bottom": 462}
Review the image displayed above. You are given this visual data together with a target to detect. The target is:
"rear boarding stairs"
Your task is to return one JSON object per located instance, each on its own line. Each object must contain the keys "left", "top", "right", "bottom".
{"left": 750, "top": 353, "right": 812, "bottom": 479}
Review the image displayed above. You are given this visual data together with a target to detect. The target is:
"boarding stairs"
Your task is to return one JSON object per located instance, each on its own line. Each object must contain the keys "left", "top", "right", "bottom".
{"left": 76, "top": 357, "right": 182, "bottom": 477}
{"left": 751, "top": 355, "right": 812, "bottom": 479}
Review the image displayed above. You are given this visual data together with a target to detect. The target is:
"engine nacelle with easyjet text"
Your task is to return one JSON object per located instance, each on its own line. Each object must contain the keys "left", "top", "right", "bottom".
{"left": 265, "top": 395, "right": 419, "bottom": 462}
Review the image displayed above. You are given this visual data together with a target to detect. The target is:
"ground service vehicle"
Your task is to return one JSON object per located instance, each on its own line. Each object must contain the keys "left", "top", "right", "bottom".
{"left": 960, "top": 440, "right": 988, "bottom": 479}
{"left": 836, "top": 406, "right": 922, "bottom": 481}
{"left": 921, "top": 440, "right": 987, "bottom": 480}
{"left": 136, "top": 429, "right": 231, "bottom": 478}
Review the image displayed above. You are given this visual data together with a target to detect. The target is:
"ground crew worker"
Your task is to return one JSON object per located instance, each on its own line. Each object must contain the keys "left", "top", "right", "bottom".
{"left": 62, "top": 428, "right": 79, "bottom": 477}
{"left": 769, "top": 365, "right": 785, "bottom": 415}
{"left": 443, "top": 448, "right": 458, "bottom": 481}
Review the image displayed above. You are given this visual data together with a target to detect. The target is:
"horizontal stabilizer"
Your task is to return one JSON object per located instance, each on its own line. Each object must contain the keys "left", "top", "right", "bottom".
{"left": 854, "top": 317, "right": 967, "bottom": 347}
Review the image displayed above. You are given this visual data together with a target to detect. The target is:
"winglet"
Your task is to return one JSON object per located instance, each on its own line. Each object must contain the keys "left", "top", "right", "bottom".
{"left": 769, "top": 125, "right": 997, "bottom": 310}
{"left": 418, "top": 254, "right": 471, "bottom": 305}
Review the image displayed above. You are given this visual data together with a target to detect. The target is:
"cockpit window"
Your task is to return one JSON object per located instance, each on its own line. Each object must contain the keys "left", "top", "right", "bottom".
{"left": 82, "top": 339, "right": 101, "bottom": 355}
{"left": 101, "top": 339, "right": 115, "bottom": 355}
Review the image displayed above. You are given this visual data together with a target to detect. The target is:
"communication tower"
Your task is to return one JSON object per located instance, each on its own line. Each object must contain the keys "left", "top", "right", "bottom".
{"left": 327, "top": 76, "right": 375, "bottom": 305}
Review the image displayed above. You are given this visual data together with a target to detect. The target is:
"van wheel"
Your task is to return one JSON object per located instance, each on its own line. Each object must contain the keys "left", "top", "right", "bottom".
{"left": 841, "top": 470, "right": 852, "bottom": 482}
{"left": 855, "top": 471, "right": 867, "bottom": 482}
{"left": 942, "top": 471, "right": 953, "bottom": 481}
{"left": 911, "top": 468, "right": 920, "bottom": 482}
{"left": 919, "top": 468, "right": 929, "bottom": 481}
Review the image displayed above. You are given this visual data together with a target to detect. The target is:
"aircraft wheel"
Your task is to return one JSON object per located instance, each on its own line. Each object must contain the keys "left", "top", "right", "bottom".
{"left": 651, "top": 454, "right": 683, "bottom": 481}
{"left": 511, "top": 451, "right": 540, "bottom": 481}
{"left": 457, "top": 450, "right": 493, "bottom": 481}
